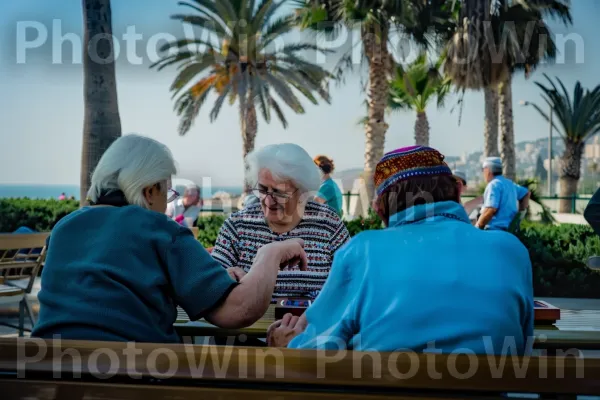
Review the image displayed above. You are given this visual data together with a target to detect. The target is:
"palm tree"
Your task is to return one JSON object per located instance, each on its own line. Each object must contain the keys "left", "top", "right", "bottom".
{"left": 444, "top": 0, "right": 571, "bottom": 179}
{"left": 484, "top": 87, "right": 500, "bottom": 157}
{"left": 81, "top": 0, "right": 122, "bottom": 205}
{"left": 152, "top": 0, "right": 333, "bottom": 192}
{"left": 530, "top": 74, "right": 600, "bottom": 213}
{"left": 496, "top": 0, "right": 571, "bottom": 180}
{"left": 295, "top": 0, "right": 455, "bottom": 203}
{"left": 388, "top": 53, "right": 451, "bottom": 146}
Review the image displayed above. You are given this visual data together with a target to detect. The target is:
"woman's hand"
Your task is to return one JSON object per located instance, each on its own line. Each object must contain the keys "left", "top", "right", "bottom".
{"left": 227, "top": 267, "right": 246, "bottom": 281}
{"left": 267, "top": 313, "right": 308, "bottom": 347}
{"left": 260, "top": 238, "right": 308, "bottom": 271}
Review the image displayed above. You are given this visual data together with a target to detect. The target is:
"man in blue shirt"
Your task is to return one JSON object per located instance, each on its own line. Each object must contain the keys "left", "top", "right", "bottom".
{"left": 476, "top": 157, "right": 530, "bottom": 231}
{"left": 267, "top": 146, "right": 534, "bottom": 355}
{"left": 584, "top": 188, "right": 600, "bottom": 236}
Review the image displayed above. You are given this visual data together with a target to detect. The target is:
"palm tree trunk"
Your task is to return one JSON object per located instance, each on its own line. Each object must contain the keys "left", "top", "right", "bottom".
{"left": 558, "top": 141, "right": 583, "bottom": 213}
{"left": 362, "top": 26, "right": 390, "bottom": 207}
{"left": 414, "top": 111, "right": 429, "bottom": 146}
{"left": 240, "top": 94, "right": 257, "bottom": 193}
{"left": 81, "top": 0, "right": 121, "bottom": 206}
{"left": 499, "top": 76, "right": 516, "bottom": 181}
{"left": 484, "top": 87, "right": 499, "bottom": 157}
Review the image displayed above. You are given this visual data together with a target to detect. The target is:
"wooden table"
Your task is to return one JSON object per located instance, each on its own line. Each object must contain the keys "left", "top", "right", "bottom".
{"left": 174, "top": 304, "right": 600, "bottom": 351}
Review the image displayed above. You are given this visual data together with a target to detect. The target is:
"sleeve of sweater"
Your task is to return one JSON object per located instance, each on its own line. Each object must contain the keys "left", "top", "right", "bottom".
{"left": 210, "top": 217, "right": 240, "bottom": 269}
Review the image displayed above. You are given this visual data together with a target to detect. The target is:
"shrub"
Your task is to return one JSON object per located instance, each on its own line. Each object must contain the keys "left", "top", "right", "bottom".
{"left": 0, "top": 198, "right": 79, "bottom": 232}
{"left": 516, "top": 221, "right": 600, "bottom": 298}
{"left": 344, "top": 210, "right": 383, "bottom": 236}
{"left": 194, "top": 215, "right": 226, "bottom": 248}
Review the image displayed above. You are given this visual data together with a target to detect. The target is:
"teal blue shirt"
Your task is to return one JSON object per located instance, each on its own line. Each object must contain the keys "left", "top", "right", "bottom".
{"left": 483, "top": 176, "right": 529, "bottom": 230}
{"left": 316, "top": 178, "right": 343, "bottom": 216}
{"left": 288, "top": 201, "right": 534, "bottom": 354}
{"left": 32, "top": 205, "right": 237, "bottom": 343}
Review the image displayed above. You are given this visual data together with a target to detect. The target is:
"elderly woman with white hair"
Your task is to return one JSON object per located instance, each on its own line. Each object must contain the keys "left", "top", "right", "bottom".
{"left": 32, "top": 135, "right": 307, "bottom": 343}
{"left": 211, "top": 143, "right": 351, "bottom": 300}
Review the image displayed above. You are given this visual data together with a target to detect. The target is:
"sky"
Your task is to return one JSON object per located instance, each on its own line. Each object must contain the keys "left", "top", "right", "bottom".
{"left": 0, "top": 0, "right": 598, "bottom": 186}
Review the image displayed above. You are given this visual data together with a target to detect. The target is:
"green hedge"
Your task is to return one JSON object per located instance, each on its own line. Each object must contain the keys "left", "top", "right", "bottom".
{"left": 0, "top": 198, "right": 79, "bottom": 232}
{"left": 1, "top": 198, "right": 598, "bottom": 298}
{"left": 516, "top": 221, "right": 600, "bottom": 298}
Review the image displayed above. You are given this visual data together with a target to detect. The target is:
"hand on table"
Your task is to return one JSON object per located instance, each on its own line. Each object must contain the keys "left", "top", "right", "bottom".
{"left": 227, "top": 267, "right": 246, "bottom": 281}
{"left": 267, "top": 313, "right": 308, "bottom": 347}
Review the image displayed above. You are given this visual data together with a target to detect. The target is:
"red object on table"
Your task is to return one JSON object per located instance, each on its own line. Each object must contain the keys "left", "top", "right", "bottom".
{"left": 534, "top": 300, "right": 561, "bottom": 324}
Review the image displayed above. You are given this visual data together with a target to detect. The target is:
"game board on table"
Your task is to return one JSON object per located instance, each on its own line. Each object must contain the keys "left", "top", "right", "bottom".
{"left": 273, "top": 299, "right": 562, "bottom": 324}
{"left": 534, "top": 300, "right": 560, "bottom": 324}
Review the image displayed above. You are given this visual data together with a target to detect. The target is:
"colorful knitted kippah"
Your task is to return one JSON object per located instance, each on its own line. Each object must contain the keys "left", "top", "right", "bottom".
{"left": 374, "top": 146, "right": 452, "bottom": 197}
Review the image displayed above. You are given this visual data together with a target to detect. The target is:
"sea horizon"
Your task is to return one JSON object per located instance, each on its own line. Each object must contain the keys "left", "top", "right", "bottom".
{"left": 0, "top": 183, "right": 244, "bottom": 200}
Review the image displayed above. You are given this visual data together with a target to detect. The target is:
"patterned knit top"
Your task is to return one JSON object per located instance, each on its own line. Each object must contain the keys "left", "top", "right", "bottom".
{"left": 211, "top": 201, "right": 351, "bottom": 299}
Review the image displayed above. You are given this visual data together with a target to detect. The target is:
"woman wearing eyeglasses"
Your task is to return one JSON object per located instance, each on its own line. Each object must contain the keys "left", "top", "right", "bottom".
{"left": 211, "top": 143, "right": 351, "bottom": 301}
{"left": 32, "top": 135, "right": 307, "bottom": 343}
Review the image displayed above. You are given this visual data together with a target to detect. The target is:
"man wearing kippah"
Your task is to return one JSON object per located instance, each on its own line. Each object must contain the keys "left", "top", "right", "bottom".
{"left": 268, "top": 146, "right": 534, "bottom": 355}
{"left": 475, "top": 157, "right": 530, "bottom": 231}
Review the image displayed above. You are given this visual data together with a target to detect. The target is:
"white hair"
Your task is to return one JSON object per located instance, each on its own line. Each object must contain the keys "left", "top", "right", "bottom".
{"left": 245, "top": 143, "right": 321, "bottom": 194}
{"left": 87, "top": 134, "right": 177, "bottom": 208}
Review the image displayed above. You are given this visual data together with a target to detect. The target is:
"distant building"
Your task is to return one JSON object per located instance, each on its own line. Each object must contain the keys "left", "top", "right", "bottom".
{"left": 585, "top": 135, "right": 600, "bottom": 160}
{"left": 524, "top": 143, "right": 535, "bottom": 154}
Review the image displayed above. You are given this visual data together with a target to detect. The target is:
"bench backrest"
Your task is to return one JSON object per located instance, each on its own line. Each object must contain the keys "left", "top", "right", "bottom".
{"left": 0, "top": 338, "right": 598, "bottom": 397}
{"left": 0, "top": 233, "right": 48, "bottom": 291}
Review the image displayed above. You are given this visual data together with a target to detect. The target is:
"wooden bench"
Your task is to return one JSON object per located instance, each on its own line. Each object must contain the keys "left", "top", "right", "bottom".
{"left": 0, "top": 338, "right": 599, "bottom": 399}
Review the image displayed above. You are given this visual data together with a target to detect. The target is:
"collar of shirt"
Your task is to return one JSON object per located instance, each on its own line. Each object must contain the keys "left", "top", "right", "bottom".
{"left": 388, "top": 201, "right": 471, "bottom": 227}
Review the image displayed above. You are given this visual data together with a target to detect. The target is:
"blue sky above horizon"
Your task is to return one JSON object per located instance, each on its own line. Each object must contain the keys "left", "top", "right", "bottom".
{"left": 0, "top": 0, "right": 598, "bottom": 187}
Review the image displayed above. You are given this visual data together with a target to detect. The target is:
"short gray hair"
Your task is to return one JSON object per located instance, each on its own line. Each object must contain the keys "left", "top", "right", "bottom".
{"left": 87, "top": 134, "right": 177, "bottom": 208}
{"left": 245, "top": 143, "right": 321, "bottom": 194}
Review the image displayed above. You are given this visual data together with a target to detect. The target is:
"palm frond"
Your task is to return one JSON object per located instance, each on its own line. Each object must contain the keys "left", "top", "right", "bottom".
{"left": 154, "top": 0, "right": 334, "bottom": 135}
{"left": 268, "top": 94, "right": 288, "bottom": 128}
{"left": 532, "top": 74, "right": 600, "bottom": 146}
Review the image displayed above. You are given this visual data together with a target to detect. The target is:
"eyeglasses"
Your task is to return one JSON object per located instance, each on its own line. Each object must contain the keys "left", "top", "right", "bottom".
{"left": 252, "top": 187, "right": 298, "bottom": 203}
{"left": 167, "top": 188, "right": 180, "bottom": 203}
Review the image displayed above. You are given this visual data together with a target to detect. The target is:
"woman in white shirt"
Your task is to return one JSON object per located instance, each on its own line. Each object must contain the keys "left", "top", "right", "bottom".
{"left": 166, "top": 184, "right": 202, "bottom": 227}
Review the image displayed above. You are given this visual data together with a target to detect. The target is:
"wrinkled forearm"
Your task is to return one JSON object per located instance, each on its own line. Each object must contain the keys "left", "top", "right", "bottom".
{"left": 476, "top": 208, "right": 497, "bottom": 229}
{"left": 205, "top": 247, "right": 279, "bottom": 328}
{"left": 519, "top": 193, "right": 531, "bottom": 211}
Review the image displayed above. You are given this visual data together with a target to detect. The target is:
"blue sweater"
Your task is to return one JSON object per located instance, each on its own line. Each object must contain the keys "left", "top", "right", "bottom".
{"left": 32, "top": 205, "right": 237, "bottom": 343}
{"left": 288, "top": 201, "right": 534, "bottom": 354}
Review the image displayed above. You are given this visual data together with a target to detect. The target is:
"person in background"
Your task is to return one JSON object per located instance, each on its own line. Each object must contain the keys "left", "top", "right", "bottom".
{"left": 32, "top": 134, "right": 307, "bottom": 343}
{"left": 313, "top": 155, "right": 343, "bottom": 216}
{"left": 584, "top": 187, "right": 600, "bottom": 236}
{"left": 453, "top": 170, "right": 467, "bottom": 195}
{"left": 166, "top": 183, "right": 202, "bottom": 228}
{"left": 267, "top": 145, "right": 534, "bottom": 355}
{"left": 58, "top": 193, "right": 66, "bottom": 201}
{"left": 212, "top": 144, "right": 350, "bottom": 301}
{"left": 475, "top": 157, "right": 530, "bottom": 231}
